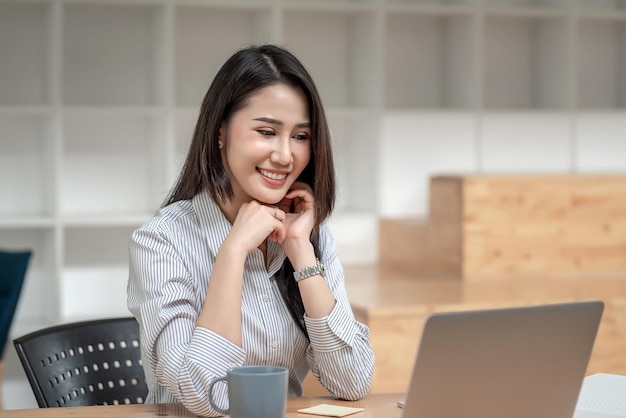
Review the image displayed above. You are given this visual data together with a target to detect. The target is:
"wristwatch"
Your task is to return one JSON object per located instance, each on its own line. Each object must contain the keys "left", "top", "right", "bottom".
{"left": 293, "top": 258, "right": 326, "bottom": 282}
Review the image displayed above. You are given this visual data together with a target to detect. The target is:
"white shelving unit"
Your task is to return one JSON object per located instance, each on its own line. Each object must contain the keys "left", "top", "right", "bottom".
{"left": 1, "top": 0, "right": 626, "bottom": 332}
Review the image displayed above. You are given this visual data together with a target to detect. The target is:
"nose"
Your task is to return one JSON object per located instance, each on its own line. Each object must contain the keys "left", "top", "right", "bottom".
{"left": 271, "top": 135, "right": 292, "bottom": 166}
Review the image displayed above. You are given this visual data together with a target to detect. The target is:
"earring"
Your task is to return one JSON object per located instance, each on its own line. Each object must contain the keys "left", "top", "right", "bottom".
{"left": 218, "top": 140, "right": 224, "bottom": 149}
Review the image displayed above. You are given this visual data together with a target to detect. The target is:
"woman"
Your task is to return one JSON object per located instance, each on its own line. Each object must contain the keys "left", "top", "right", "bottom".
{"left": 128, "top": 44, "right": 374, "bottom": 417}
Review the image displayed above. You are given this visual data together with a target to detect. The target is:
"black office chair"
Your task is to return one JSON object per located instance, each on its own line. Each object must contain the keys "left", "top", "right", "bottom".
{"left": 13, "top": 317, "right": 148, "bottom": 407}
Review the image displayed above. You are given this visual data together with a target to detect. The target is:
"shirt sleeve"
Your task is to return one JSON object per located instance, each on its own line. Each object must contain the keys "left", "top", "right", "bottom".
{"left": 127, "top": 220, "right": 244, "bottom": 417}
{"left": 303, "top": 224, "right": 375, "bottom": 400}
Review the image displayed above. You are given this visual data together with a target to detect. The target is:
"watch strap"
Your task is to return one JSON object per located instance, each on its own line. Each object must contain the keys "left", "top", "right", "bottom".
{"left": 293, "top": 258, "right": 325, "bottom": 282}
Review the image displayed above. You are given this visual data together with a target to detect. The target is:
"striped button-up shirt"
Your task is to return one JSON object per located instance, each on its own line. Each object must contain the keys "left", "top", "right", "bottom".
{"left": 127, "top": 191, "right": 375, "bottom": 417}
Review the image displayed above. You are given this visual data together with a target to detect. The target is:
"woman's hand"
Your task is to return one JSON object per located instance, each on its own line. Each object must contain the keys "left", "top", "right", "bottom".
{"left": 277, "top": 182, "right": 315, "bottom": 257}
{"left": 224, "top": 200, "right": 286, "bottom": 256}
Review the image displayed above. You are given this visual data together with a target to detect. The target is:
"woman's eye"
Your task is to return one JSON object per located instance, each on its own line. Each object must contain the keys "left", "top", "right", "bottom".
{"left": 257, "top": 129, "right": 274, "bottom": 137}
{"left": 293, "top": 133, "right": 310, "bottom": 141}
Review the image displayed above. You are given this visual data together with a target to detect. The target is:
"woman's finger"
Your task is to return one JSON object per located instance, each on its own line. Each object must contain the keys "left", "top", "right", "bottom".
{"left": 267, "top": 205, "right": 285, "bottom": 221}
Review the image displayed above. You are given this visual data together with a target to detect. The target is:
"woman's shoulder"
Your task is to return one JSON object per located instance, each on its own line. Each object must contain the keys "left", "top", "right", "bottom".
{"left": 160, "top": 199, "right": 195, "bottom": 221}
{"left": 137, "top": 199, "right": 196, "bottom": 235}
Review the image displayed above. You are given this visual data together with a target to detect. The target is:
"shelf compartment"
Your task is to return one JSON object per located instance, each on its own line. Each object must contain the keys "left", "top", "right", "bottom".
{"left": 175, "top": 5, "right": 274, "bottom": 107}
{"left": 63, "top": 3, "right": 164, "bottom": 106}
{"left": 0, "top": 228, "right": 58, "bottom": 327}
{"left": 0, "top": 114, "right": 55, "bottom": 217}
{"left": 480, "top": 113, "right": 571, "bottom": 172}
{"left": 60, "top": 113, "right": 167, "bottom": 216}
{"left": 577, "top": 0, "right": 626, "bottom": 12}
{"left": 283, "top": 1, "right": 376, "bottom": 10}
{"left": 484, "top": 14, "right": 570, "bottom": 109}
{"left": 384, "top": 11, "right": 475, "bottom": 109}
{"left": 176, "top": 0, "right": 274, "bottom": 5}
{"left": 0, "top": 2, "right": 50, "bottom": 106}
{"left": 64, "top": 225, "right": 137, "bottom": 267}
{"left": 483, "top": 0, "right": 570, "bottom": 10}
{"left": 283, "top": 9, "right": 379, "bottom": 109}
{"left": 384, "top": 0, "right": 474, "bottom": 9}
{"left": 577, "top": 18, "right": 626, "bottom": 109}
{"left": 576, "top": 113, "right": 626, "bottom": 171}
{"left": 61, "top": 225, "right": 137, "bottom": 321}
{"left": 327, "top": 111, "right": 379, "bottom": 213}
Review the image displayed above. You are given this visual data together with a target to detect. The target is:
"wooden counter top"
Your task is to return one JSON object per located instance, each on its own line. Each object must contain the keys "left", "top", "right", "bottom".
{"left": 335, "top": 264, "right": 626, "bottom": 393}
{"left": 344, "top": 264, "right": 626, "bottom": 320}
{"left": 0, "top": 393, "right": 404, "bottom": 417}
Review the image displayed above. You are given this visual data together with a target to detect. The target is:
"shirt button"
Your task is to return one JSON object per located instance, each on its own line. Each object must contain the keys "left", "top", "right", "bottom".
{"left": 262, "top": 294, "right": 270, "bottom": 302}
{"left": 271, "top": 341, "right": 278, "bottom": 349}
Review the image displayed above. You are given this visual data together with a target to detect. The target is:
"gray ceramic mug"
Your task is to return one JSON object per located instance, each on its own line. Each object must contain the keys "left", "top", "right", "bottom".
{"left": 207, "top": 365, "right": 289, "bottom": 418}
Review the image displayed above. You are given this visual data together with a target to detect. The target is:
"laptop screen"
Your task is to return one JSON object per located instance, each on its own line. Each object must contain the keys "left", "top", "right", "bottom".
{"left": 402, "top": 300, "right": 604, "bottom": 418}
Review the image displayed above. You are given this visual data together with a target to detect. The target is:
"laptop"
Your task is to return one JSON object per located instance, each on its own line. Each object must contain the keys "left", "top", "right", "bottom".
{"left": 402, "top": 300, "right": 604, "bottom": 418}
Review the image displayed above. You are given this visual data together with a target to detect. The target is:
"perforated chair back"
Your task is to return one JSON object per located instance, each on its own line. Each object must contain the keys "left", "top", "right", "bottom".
{"left": 0, "top": 250, "right": 32, "bottom": 359}
{"left": 13, "top": 317, "right": 148, "bottom": 407}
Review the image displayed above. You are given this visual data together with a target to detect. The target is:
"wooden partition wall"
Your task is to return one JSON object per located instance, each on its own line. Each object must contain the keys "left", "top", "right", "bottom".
{"left": 383, "top": 174, "right": 626, "bottom": 280}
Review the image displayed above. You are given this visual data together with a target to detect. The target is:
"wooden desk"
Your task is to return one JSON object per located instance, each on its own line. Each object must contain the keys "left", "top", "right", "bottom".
{"left": 0, "top": 393, "right": 403, "bottom": 417}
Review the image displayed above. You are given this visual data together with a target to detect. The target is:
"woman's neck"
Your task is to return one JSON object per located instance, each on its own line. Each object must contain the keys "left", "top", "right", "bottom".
{"left": 217, "top": 195, "right": 245, "bottom": 225}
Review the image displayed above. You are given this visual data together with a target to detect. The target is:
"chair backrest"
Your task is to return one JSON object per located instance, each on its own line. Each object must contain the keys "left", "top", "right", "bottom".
{"left": 0, "top": 250, "right": 32, "bottom": 359}
{"left": 13, "top": 317, "right": 148, "bottom": 407}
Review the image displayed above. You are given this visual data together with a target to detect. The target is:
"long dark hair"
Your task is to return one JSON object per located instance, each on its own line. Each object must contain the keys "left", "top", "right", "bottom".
{"left": 164, "top": 44, "right": 336, "bottom": 337}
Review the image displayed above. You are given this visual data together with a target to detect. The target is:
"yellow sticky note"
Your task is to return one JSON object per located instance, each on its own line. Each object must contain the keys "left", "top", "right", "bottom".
{"left": 297, "top": 403, "right": 365, "bottom": 417}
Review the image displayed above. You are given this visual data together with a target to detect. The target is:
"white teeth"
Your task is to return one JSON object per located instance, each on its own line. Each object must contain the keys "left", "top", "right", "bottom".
{"left": 259, "top": 169, "right": 287, "bottom": 180}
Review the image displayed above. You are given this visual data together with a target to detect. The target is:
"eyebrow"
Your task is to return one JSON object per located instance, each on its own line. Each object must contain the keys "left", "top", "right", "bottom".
{"left": 252, "top": 117, "right": 310, "bottom": 128}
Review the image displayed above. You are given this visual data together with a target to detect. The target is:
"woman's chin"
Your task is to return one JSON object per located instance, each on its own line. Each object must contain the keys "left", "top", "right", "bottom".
{"left": 254, "top": 194, "right": 284, "bottom": 206}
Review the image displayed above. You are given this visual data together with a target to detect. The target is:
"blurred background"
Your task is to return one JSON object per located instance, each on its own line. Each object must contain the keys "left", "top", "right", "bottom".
{"left": 1, "top": 0, "right": 626, "bottom": 409}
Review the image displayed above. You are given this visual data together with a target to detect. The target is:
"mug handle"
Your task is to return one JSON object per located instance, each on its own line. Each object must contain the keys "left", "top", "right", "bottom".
{"left": 207, "top": 376, "right": 229, "bottom": 415}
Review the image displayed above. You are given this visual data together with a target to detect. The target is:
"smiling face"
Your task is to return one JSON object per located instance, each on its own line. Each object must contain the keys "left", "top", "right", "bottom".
{"left": 219, "top": 83, "right": 312, "bottom": 218}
